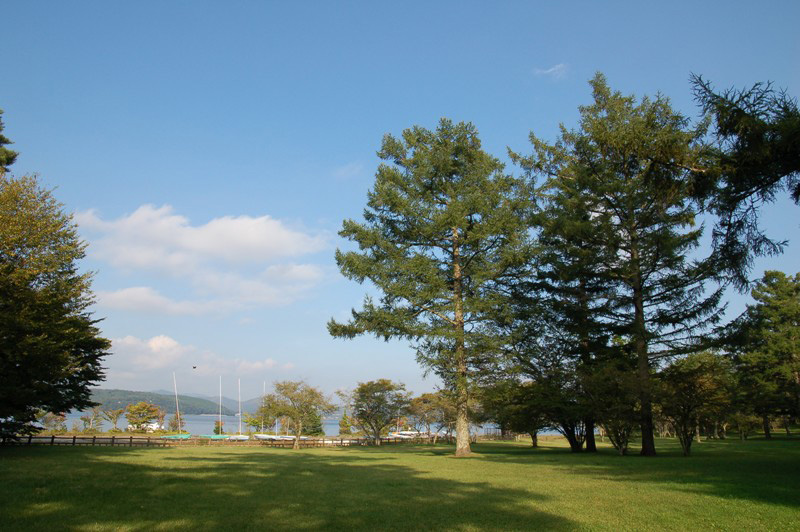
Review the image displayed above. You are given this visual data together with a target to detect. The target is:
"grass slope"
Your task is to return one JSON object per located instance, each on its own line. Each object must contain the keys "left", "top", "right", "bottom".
{"left": 1, "top": 438, "right": 798, "bottom": 531}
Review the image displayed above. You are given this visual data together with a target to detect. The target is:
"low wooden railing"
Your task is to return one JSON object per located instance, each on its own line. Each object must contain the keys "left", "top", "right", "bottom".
{"left": 5, "top": 435, "right": 169, "bottom": 447}
{"left": 3, "top": 434, "right": 456, "bottom": 448}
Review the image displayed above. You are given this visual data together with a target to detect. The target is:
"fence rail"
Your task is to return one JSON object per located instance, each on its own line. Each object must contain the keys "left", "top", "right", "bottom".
{"left": 3, "top": 434, "right": 456, "bottom": 448}
{"left": 4, "top": 435, "right": 170, "bottom": 447}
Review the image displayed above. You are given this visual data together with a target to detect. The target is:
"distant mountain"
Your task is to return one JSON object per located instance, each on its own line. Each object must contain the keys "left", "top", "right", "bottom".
{"left": 90, "top": 389, "right": 236, "bottom": 415}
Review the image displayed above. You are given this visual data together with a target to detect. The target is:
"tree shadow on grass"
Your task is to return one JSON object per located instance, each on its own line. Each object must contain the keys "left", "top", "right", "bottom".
{"left": 1, "top": 446, "right": 574, "bottom": 531}
{"left": 472, "top": 438, "right": 800, "bottom": 510}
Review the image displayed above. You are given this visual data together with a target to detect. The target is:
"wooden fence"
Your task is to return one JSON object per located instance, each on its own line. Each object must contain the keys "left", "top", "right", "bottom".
{"left": 3, "top": 434, "right": 456, "bottom": 448}
{"left": 5, "top": 435, "right": 170, "bottom": 447}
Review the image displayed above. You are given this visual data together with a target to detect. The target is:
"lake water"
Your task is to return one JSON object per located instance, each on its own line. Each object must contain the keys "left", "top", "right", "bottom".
{"left": 63, "top": 413, "right": 342, "bottom": 436}
{"left": 62, "top": 412, "right": 499, "bottom": 437}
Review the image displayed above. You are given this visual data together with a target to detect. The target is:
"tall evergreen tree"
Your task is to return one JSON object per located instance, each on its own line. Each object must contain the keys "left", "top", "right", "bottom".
{"left": 728, "top": 271, "right": 800, "bottom": 435}
{"left": 329, "top": 119, "right": 532, "bottom": 456}
{"left": 512, "top": 140, "right": 620, "bottom": 452}
{"left": 690, "top": 76, "right": 800, "bottom": 289}
{"left": 519, "top": 74, "right": 724, "bottom": 455}
{"left": 0, "top": 109, "right": 18, "bottom": 174}
{"left": 0, "top": 175, "right": 109, "bottom": 439}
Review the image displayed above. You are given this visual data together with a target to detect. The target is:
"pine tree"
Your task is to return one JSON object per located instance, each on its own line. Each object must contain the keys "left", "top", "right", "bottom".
{"left": 329, "top": 119, "right": 532, "bottom": 456}
{"left": 519, "top": 74, "right": 724, "bottom": 455}
{"left": 690, "top": 76, "right": 800, "bottom": 289}
{"left": 0, "top": 109, "right": 18, "bottom": 174}
{"left": 0, "top": 175, "right": 109, "bottom": 439}
{"left": 730, "top": 271, "right": 800, "bottom": 435}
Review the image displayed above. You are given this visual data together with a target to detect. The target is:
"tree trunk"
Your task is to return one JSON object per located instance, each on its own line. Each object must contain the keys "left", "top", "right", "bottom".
{"left": 632, "top": 248, "right": 656, "bottom": 457}
{"left": 454, "top": 394, "right": 471, "bottom": 456}
{"left": 452, "top": 227, "right": 472, "bottom": 457}
{"left": 636, "top": 337, "right": 656, "bottom": 456}
{"left": 563, "top": 427, "right": 584, "bottom": 453}
{"left": 695, "top": 423, "right": 702, "bottom": 443}
{"left": 293, "top": 420, "right": 302, "bottom": 450}
{"left": 528, "top": 430, "right": 538, "bottom": 448}
{"left": 762, "top": 415, "right": 772, "bottom": 439}
{"left": 584, "top": 418, "right": 597, "bottom": 452}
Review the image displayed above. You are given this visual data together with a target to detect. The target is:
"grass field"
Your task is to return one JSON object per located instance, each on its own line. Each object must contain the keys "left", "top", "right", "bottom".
{"left": 1, "top": 437, "right": 798, "bottom": 531}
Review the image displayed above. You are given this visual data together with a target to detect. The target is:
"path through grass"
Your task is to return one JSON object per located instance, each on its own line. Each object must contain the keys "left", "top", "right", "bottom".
{"left": 1, "top": 438, "right": 798, "bottom": 530}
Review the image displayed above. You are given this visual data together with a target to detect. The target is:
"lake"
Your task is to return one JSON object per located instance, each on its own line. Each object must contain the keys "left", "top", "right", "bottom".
{"left": 64, "top": 412, "right": 342, "bottom": 436}
{"left": 62, "top": 412, "right": 497, "bottom": 436}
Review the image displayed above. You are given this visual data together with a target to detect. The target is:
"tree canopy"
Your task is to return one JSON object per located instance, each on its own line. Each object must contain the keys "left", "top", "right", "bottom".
{"left": 0, "top": 109, "right": 17, "bottom": 174}
{"left": 0, "top": 174, "right": 109, "bottom": 439}
{"left": 691, "top": 75, "right": 800, "bottom": 288}
{"left": 329, "top": 118, "right": 532, "bottom": 456}
{"left": 258, "top": 381, "right": 334, "bottom": 449}
{"left": 727, "top": 271, "right": 800, "bottom": 433}
{"left": 514, "top": 73, "right": 724, "bottom": 455}
{"left": 350, "top": 379, "right": 410, "bottom": 444}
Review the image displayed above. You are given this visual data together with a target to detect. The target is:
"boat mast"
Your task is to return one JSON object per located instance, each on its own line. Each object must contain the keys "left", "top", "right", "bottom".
{"left": 218, "top": 376, "right": 222, "bottom": 434}
{"left": 238, "top": 378, "right": 242, "bottom": 435}
{"left": 260, "top": 380, "right": 265, "bottom": 433}
{"left": 173, "top": 372, "right": 181, "bottom": 433}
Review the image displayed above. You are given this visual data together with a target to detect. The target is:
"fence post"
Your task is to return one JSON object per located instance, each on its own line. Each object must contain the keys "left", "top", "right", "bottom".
{"left": 72, "top": 435, "right": 76, "bottom": 445}
{"left": 111, "top": 436, "right": 115, "bottom": 446}
{"left": 51, "top": 435, "right": 55, "bottom": 445}
{"left": 92, "top": 436, "right": 96, "bottom": 446}
{"left": 129, "top": 436, "right": 133, "bottom": 447}
{"left": 27, "top": 435, "right": 32, "bottom": 445}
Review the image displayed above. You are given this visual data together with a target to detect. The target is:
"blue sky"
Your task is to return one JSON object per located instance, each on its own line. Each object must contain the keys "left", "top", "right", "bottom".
{"left": 3, "top": 1, "right": 799, "bottom": 400}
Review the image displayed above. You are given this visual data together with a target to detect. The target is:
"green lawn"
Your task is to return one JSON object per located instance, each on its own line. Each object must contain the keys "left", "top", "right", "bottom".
{"left": 1, "top": 438, "right": 798, "bottom": 531}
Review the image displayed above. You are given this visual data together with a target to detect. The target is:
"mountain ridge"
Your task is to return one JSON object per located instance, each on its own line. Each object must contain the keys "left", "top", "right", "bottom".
{"left": 90, "top": 388, "right": 236, "bottom": 415}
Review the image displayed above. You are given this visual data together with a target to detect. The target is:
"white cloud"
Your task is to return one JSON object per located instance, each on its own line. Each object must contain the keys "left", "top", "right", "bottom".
{"left": 77, "top": 204, "right": 327, "bottom": 273}
{"left": 534, "top": 63, "right": 568, "bottom": 80}
{"left": 98, "top": 287, "right": 220, "bottom": 315}
{"left": 113, "top": 334, "right": 191, "bottom": 370}
{"left": 104, "top": 334, "right": 295, "bottom": 391}
{"left": 78, "top": 205, "right": 328, "bottom": 314}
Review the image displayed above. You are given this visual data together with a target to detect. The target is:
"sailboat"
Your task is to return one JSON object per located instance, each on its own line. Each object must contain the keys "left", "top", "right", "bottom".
{"left": 199, "top": 376, "right": 229, "bottom": 440}
{"left": 228, "top": 378, "right": 249, "bottom": 441}
{"left": 253, "top": 381, "right": 282, "bottom": 441}
{"left": 161, "top": 372, "right": 191, "bottom": 440}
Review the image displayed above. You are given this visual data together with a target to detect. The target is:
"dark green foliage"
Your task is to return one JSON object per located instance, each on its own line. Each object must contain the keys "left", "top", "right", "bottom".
{"left": 0, "top": 109, "right": 17, "bottom": 173}
{"left": 0, "top": 175, "right": 109, "bottom": 440}
{"left": 303, "top": 410, "right": 325, "bottom": 437}
{"left": 479, "top": 380, "right": 548, "bottom": 447}
{"left": 516, "top": 73, "right": 724, "bottom": 456}
{"left": 659, "top": 352, "right": 733, "bottom": 456}
{"left": 351, "top": 379, "right": 410, "bottom": 444}
{"left": 329, "top": 118, "right": 533, "bottom": 455}
{"left": 691, "top": 76, "right": 800, "bottom": 289}
{"left": 583, "top": 357, "right": 640, "bottom": 455}
{"left": 728, "top": 271, "right": 800, "bottom": 426}
{"left": 258, "top": 381, "right": 334, "bottom": 448}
